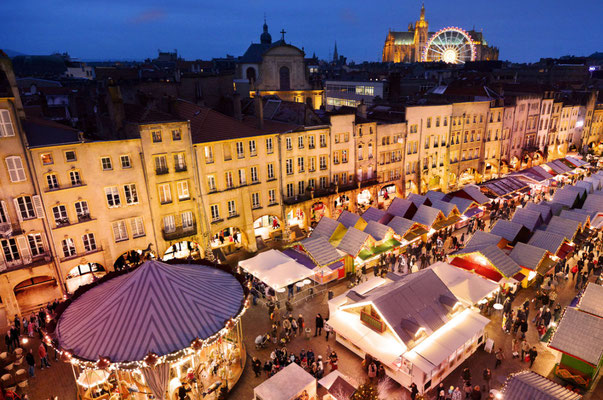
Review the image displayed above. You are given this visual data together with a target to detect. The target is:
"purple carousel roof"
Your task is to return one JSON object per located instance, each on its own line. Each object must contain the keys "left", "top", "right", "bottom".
{"left": 56, "top": 260, "right": 245, "bottom": 363}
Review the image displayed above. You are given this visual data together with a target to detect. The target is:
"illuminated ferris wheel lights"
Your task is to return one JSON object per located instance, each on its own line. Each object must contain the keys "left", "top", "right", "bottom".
{"left": 422, "top": 26, "right": 477, "bottom": 64}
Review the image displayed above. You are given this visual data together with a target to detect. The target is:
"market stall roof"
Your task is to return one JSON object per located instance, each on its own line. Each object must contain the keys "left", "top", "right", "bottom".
{"left": 425, "top": 190, "right": 447, "bottom": 202}
{"left": 547, "top": 159, "right": 573, "bottom": 174}
{"left": 508, "top": 242, "right": 552, "bottom": 274}
{"left": 412, "top": 204, "right": 444, "bottom": 228}
{"left": 566, "top": 185, "right": 587, "bottom": 198}
{"left": 408, "top": 193, "right": 431, "bottom": 207}
{"left": 502, "top": 371, "right": 583, "bottom": 400}
{"left": 459, "top": 244, "right": 522, "bottom": 278}
{"left": 512, "top": 166, "right": 553, "bottom": 183}
{"left": 465, "top": 231, "right": 504, "bottom": 249}
{"left": 311, "top": 216, "right": 345, "bottom": 242}
{"left": 239, "top": 249, "right": 315, "bottom": 291}
{"left": 429, "top": 199, "right": 459, "bottom": 218}
{"left": 337, "top": 227, "right": 372, "bottom": 258}
{"left": 56, "top": 260, "right": 245, "bottom": 363}
{"left": 386, "top": 198, "right": 417, "bottom": 219}
{"left": 254, "top": 362, "right": 316, "bottom": 400}
{"left": 525, "top": 202, "right": 554, "bottom": 224}
{"left": 511, "top": 208, "right": 543, "bottom": 231}
{"left": 559, "top": 210, "right": 590, "bottom": 226}
{"left": 582, "top": 193, "right": 603, "bottom": 213}
{"left": 528, "top": 231, "right": 567, "bottom": 256}
{"left": 545, "top": 216, "right": 581, "bottom": 240}
{"left": 403, "top": 309, "right": 490, "bottom": 375}
{"left": 565, "top": 156, "right": 589, "bottom": 168}
{"left": 429, "top": 261, "right": 498, "bottom": 305}
{"left": 447, "top": 197, "right": 478, "bottom": 214}
{"left": 577, "top": 283, "right": 603, "bottom": 318}
{"left": 575, "top": 180, "right": 594, "bottom": 194}
{"left": 553, "top": 187, "right": 581, "bottom": 208}
{"left": 362, "top": 206, "right": 387, "bottom": 223}
{"left": 455, "top": 185, "right": 491, "bottom": 204}
{"left": 300, "top": 236, "right": 342, "bottom": 266}
{"left": 490, "top": 220, "right": 531, "bottom": 243}
{"left": 337, "top": 210, "right": 367, "bottom": 230}
{"left": 548, "top": 307, "right": 603, "bottom": 366}
{"left": 540, "top": 201, "right": 564, "bottom": 216}
{"left": 363, "top": 220, "right": 394, "bottom": 242}
{"left": 583, "top": 176, "right": 603, "bottom": 191}
{"left": 387, "top": 216, "right": 421, "bottom": 238}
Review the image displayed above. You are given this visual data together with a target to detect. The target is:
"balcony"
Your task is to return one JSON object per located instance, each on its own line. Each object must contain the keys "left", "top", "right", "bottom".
{"left": 45, "top": 182, "right": 87, "bottom": 192}
{"left": 0, "top": 223, "right": 23, "bottom": 238}
{"left": 61, "top": 247, "right": 103, "bottom": 262}
{"left": 156, "top": 167, "right": 169, "bottom": 175}
{"left": 162, "top": 224, "right": 197, "bottom": 241}
{"left": 77, "top": 213, "right": 92, "bottom": 223}
{"left": 1, "top": 252, "right": 52, "bottom": 273}
{"left": 175, "top": 164, "right": 187, "bottom": 172}
{"left": 54, "top": 218, "right": 70, "bottom": 228}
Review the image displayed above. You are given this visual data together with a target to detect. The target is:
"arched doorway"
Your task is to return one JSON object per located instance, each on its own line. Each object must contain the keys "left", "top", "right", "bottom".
{"left": 164, "top": 240, "right": 203, "bottom": 261}
{"left": 279, "top": 66, "right": 290, "bottom": 90}
{"left": 459, "top": 168, "right": 476, "bottom": 186}
{"left": 14, "top": 276, "right": 62, "bottom": 314}
{"left": 510, "top": 156, "right": 519, "bottom": 171}
{"left": 357, "top": 189, "right": 372, "bottom": 210}
{"left": 254, "top": 215, "right": 282, "bottom": 240}
{"left": 246, "top": 67, "right": 256, "bottom": 83}
{"left": 428, "top": 175, "right": 442, "bottom": 191}
{"left": 210, "top": 228, "right": 245, "bottom": 255}
{"left": 484, "top": 162, "right": 498, "bottom": 181}
{"left": 65, "top": 263, "right": 106, "bottom": 293}
{"left": 448, "top": 173, "right": 457, "bottom": 189}
{"left": 406, "top": 180, "right": 419, "bottom": 195}
{"left": 333, "top": 195, "right": 350, "bottom": 219}
{"left": 114, "top": 247, "right": 155, "bottom": 271}
{"left": 286, "top": 208, "right": 305, "bottom": 228}
{"left": 311, "top": 201, "right": 327, "bottom": 224}
{"left": 378, "top": 184, "right": 397, "bottom": 208}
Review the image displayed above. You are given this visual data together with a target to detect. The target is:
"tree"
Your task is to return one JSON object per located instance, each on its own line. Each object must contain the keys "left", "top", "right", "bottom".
{"left": 352, "top": 381, "right": 379, "bottom": 400}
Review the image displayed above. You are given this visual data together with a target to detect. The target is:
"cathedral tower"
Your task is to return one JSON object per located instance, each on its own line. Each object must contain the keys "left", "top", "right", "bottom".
{"left": 414, "top": 3, "right": 429, "bottom": 61}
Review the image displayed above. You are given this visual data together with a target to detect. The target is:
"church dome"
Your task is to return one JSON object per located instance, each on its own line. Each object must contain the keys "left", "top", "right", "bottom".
{"left": 260, "top": 20, "right": 272, "bottom": 44}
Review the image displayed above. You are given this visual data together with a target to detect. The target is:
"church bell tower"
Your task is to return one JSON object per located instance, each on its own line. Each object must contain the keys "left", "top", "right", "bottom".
{"left": 414, "top": 3, "right": 429, "bottom": 62}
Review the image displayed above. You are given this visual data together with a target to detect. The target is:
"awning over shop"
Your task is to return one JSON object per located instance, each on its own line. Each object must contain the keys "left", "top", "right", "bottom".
{"left": 239, "top": 249, "right": 316, "bottom": 291}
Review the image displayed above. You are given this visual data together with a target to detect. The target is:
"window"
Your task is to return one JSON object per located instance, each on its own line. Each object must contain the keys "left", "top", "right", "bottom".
{"left": 319, "top": 176, "right": 327, "bottom": 189}
{"left": 75, "top": 200, "right": 89, "bottom": 220}
{"left": 436, "top": 117, "right": 440, "bottom": 127}
{"left": 41, "top": 153, "right": 53, "bottom": 165}
{"left": 309, "top": 157, "right": 316, "bottom": 172}
{"left": 207, "top": 175, "right": 216, "bottom": 192}
{"left": 268, "top": 189, "right": 276, "bottom": 205}
{"left": 266, "top": 138, "right": 273, "bottom": 154}
{"left": 82, "top": 233, "right": 97, "bottom": 252}
{"left": 101, "top": 156, "right": 112, "bottom": 171}
{"left": 249, "top": 140, "right": 257, "bottom": 156}
{"left": 120, "top": 155, "right": 131, "bottom": 168}
{"left": 105, "top": 186, "right": 121, "bottom": 208}
{"left": 443, "top": 117, "right": 448, "bottom": 126}
{"left": 174, "top": 153, "right": 186, "bottom": 171}
{"left": 286, "top": 137, "right": 292, "bottom": 150}
{"left": 319, "top": 156, "right": 327, "bottom": 170}
{"left": 223, "top": 143, "right": 232, "bottom": 160}
{"left": 368, "top": 143, "right": 373, "bottom": 159}
{"left": 236, "top": 141, "right": 245, "bottom": 158}
{"left": 308, "top": 178, "right": 315, "bottom": 188}
{"left": 62, "top": 238, "right": 76, "bottom": 258}
{"left": 298, "top": 181, "right": 305, "bottom": 195}
{"left": 177, "top": 181, "right": 190, "bottom": 200}
{"left": 181, "top": 211, "right": 194, "bottom": 229}
{"left": 358, "top": 144, "right": 363, "bottom": 160}
{"left": 320, "top": 134, "right": 327, "bottom": 148}
{"left": 28, "top": 234, "right": 44, "bottom": 257}
{"left": 210, "top": 204, "right": 220, "bottom": 221}
{"left": 204, "top": 146, "right": 214, "bottom": 163}
{"left": 47, "top": 174, "right": 59, "bottom": 190}
{"left": 131, "top": 217, "right": 145, "bottom": 238}
{"left": 0, "top": 201, "right": 8, "bottom": 224}
{"left": 227, "top": 200, "right": 237, "bottom": 217}
{"left": 298, "top": 157, "right": 305, "bottom": 172}
{"left": 172, "top": 129, "right": 181, "bottom": 141}
{"left": 410, "top": 124, "right": 417, "bottom": 133}
{"left": 298, "top": 136, "right": 304, "bottom": 149}
{"left": 70, "top": 170, "right": 81, "bottom": 186}
{"left": 225, "top": 171, "right": 233, "bottom": 189}
{"left": 267, "top": 163, "right": 274, "bottom": 180}
{"left": 251, "top": 193, "right": 260, "bottom": 209}
{"left": 333, "top": 152, "right": 339, "bottom": 164}
{"left": 0, "top": 110, "right": 15, "bottom": 137}
{"left": 286, "top": 159, "right": 293, "bottom": 175}
{"left": 1, "top": 238, "right": 19, "bottom": 262}
{"left": 155, "top": 155, "right": 168, "bottom": 174}
{"left": 152, "top": 131, "right": 162, "bottom": 143}
{"left": 308, "top": 135, "right": 315, "bottom": 149}
{"left": 65, "top": 150, "right": 77, "bottom": 162}
{"left": 426, "top": 118, "right": 431, "bottom": 128}
{"left": 250, "top": 166, "right": 258, "bottom": 183}
{"left": 286, "top": 183, "right": 294, "bottom": 198}
{"left": 159, "top": 184, "right": 172, "bottom": 204}
{"left": 163, "top": 215, "right": 176, "bottom": 233}
{"left": 238, "top": 169, "right": 247, "bottom": 185}
{"left": 342, "top": 150, "right": 348, "bottom": 163}
{"left": 124, "top": 184, "right": 139, "bottom": 205}
{"left": 15, "top": 196, "right": 36, "bottom": 220}
{"left": 5, "top": 156, "right": 26, "bottom": 182}
{"left": 112, "top": 221, "right": 128, "bottom": 242}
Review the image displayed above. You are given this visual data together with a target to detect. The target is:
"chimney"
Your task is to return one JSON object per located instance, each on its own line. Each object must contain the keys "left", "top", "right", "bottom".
{"left": 357, "top": 100, "right": 368, "bottom": 119}
{"left": 233, "top": 92, "right": 242, "bottom": 120}
{"left": 255, "top": 93, "right": 264, "bottom": 129}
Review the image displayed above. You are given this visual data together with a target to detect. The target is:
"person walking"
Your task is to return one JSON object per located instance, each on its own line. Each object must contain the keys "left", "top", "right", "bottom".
{"left": 529, "top": 347, "right": 538, "bottom": 368}
{"left": 410, "top": 383, "right": 419, "bottom": 400}
{"left": 521, "top": 338, "right": 530, "bottom": 361}
{"left": 252, "top": 357, "right": 262, "bottom": 377}
{"left": 314, "top": 314, "right": 324, "bottom": 336}
{"left": 26, "top": 349, "right": 35, "bottom": 378}
{"left": 482, "top": 368, "right": 491, "bottom": 393}
{"left": 328, "top": 350, "right": 338, "bottom": 371}
{"left": 452, "top": 386, "right": 462, "bottom": 400}
{"left": 494, "top": 348, "right": 504, "bottom": 369}
{"left": 471, "top": 385, "right": 482, "bottom": 400}
{"left": 324, "top": 323, "right": 332, "bottom": 341}
{"left": 38, "top": 343, "right": 50, "bottom": 369}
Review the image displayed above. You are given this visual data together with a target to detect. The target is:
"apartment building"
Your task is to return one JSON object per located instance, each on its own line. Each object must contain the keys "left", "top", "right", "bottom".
{"left": 483, "top": 103, "right": 504, "bottom": 180}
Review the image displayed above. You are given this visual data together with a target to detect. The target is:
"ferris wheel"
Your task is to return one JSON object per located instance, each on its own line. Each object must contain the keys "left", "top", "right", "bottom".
{"left": 422, "top": 27, "right": 476, "bottom": 64}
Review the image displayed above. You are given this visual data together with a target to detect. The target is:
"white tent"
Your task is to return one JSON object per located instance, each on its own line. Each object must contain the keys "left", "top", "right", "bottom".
{"left": 238, "top": 249, "right": 315, "bottom": 291}
{"left": 429, "top": 261, "right": 499, "bottom": 305}
{"left": 254, "top": 362, "right": 316, "bottom": 400}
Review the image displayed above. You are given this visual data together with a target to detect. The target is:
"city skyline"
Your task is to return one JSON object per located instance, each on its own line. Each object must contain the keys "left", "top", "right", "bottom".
{"left": 1, "top": 0, "right": 602, "bottom": 63}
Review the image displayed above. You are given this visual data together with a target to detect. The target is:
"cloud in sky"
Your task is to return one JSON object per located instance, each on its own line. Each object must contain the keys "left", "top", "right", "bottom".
{"left": 128, "top": 8, "right": 166, "bottom": 25}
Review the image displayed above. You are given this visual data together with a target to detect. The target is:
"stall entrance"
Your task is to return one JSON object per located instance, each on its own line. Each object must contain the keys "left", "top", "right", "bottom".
{"left": 332, "top": 195, "right": 350, "bottom": 219}
{"left": 65, "top": 263, "right": 106, "bottom": 293}
{"left": 378, "top": 185, "right": 396, "bottom": 208}
{"left": 310, "top": 201, "right": 327, "bottom": 224}
{"left": 254, "top": 215, "right": 282, "bottom": 241}
{"left": 459, "top": 168, "right": 476, "bottom": 186}
{"left": 14, "top": 276, "right": 62, "bottom": 314}
{"left": 356, "top": 189, "right": 373, "bottom": 212}
{"left": 163, "top": 241, "right": 202, "bottom": 261}
{"left": 286, "top": 208, "right": 305, "bottom": 229}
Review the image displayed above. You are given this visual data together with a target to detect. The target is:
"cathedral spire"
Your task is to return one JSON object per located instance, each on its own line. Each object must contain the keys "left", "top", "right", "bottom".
{"left": 333, "top": 41, "right": 339, "bottom": 62}
{"left": 420, "top": 3, "right": 425, "bottom": 20}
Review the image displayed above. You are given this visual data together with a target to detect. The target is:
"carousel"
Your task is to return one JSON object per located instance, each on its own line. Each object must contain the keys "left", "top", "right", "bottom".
{"left": 45, "top": 259, "right": 249, "bottom": 400}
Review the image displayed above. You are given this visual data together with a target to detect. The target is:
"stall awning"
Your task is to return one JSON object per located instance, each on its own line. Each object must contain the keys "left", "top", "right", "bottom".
{"left": 239, "top": 249, "right": 316, "bottom": 290}
{"left": 557, "top": 243, "right": 575, "bottom": 259}
{"left": 432, "top": 215, "right": 462, "bottom": 231}
{"left": 464, "top": 207, "right": 483, "bottom": 218}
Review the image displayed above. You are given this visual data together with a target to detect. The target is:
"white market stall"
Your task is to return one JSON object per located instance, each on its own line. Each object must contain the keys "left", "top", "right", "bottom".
{"left": 254, "top": 362, "right": 317, "bottom": 400}
{"left": 428, "top": 261, "right": 499, "bottom": 306}
{"left": 238, "top": 249, "right": 315, "bottom": 291}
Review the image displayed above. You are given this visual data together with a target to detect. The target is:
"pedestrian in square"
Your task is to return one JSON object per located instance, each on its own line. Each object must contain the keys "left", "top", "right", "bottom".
{"left": 494, "top": 348, "right": 504, "bottom": 369}
{"left": 314, "top": 314, "right": 324, "bottom": 336}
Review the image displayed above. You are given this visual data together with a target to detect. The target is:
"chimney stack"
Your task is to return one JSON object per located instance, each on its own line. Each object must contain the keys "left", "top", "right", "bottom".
{"left": 357, "top": 100, "right": 368, "bottom": 120}
{"left": 255, "top": 93, "right": 264, "bottom": 129}
{"left": 233, "top": 92, "right": 242, "bottom": 120}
